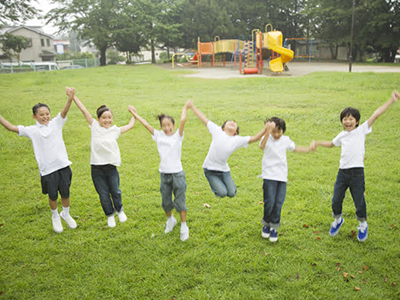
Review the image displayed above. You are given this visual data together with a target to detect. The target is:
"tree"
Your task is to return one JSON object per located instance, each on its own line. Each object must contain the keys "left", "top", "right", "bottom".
{"left": 0, "top": 32, "right": 30, "bottom": 61}
{"left": 46, "top": 0, "right": 121, "bottom": 66}
{"left": 125, "top": 0, "right": 184, "bottom": 64}
{"left": 113, "top": 0, "right": 146, "bottom": 64}
{"left": 0, "top": 0, "right": 39, "bottom": 24}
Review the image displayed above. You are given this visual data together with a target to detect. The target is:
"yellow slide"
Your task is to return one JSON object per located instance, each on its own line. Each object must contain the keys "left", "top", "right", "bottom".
{"left": 266, "top": 31, "right": 294, "bottom": 73}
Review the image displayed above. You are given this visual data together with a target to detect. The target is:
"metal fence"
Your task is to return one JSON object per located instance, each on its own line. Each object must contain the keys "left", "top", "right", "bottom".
{"left": 0, "top": 59, "right": 100, "bottom": 73}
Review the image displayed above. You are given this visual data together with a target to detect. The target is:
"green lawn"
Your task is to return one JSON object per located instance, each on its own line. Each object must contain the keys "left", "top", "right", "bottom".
{"left": 0, "top": 65, "right": 399, "bottom": 299}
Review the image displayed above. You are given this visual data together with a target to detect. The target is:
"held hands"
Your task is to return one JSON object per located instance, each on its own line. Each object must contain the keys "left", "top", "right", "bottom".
{"left": 66, "top": 86, "right": 75, "bottom": 99}
{"left": 265, "top": 121, "right": 275, "bottom": 131}
{"left": 309, "top": 140, "right": 316, "bottom": 152}
{"left": 128, "top": 105, "right": 137, "bottom": 115}
{"left": 184, "top": 99, "right": 193, "bottom": 109}
{"left": 391, "top": 90, "right": 400, "bottom": 102}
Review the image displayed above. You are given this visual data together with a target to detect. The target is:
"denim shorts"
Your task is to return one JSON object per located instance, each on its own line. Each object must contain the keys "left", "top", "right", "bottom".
{"left": 41, "top": 166, "right": 72, "bottom": 200}
{"left": 160, "top": 171, "right": 187, "bottom": 212}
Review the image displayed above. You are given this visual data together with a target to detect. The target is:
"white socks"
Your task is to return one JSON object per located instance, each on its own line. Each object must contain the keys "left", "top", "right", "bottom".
{"left": 62, "top": 206, "right": 70, "bottom": 216}
{"left": 51, "top": 208, "right": 59, "bottom": 218}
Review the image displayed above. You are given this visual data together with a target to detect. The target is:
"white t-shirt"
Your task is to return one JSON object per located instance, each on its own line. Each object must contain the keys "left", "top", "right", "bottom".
{"left": 18, "top": 113, "right": 72, "bottom": 176}
{"left": 90, "top": 119, "right": 121, "bottom": 166}
{"left": 203, "top": 121, "right": 250, "bottom": 172}
{"left": 333, "top": 121, "right": 372, "bottom": 169}
{"left": 260, "top": 134, "right": 296, "bottom": 182}
{"left": 152, "top": 129, "right": 183, "bottom": 173}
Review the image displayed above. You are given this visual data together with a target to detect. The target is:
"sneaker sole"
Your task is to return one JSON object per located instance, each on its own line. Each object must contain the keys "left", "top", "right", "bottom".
{"left": 269, "top": 237, "right": 278, "bottom": 242}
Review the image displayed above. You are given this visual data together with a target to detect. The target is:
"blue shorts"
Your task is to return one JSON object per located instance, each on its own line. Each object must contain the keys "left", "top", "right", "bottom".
{"left": 41, "top": 166, "right": 72, "bottom": 201}
{"left": 160, "top": 171, "right": 187, "bottom": 212}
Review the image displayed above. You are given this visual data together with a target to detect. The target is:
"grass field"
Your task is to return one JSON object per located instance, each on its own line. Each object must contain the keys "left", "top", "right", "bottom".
{"left": 0, "top": 64, "right": 399, "bottom": 299}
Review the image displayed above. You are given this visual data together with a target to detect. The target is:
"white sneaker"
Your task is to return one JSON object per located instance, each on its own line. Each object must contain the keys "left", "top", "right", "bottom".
{"left": 180, "top": 225, "right": 189, "bottom": 241}
{"left": 107, "top": 215, "right": 116, "bottom": 228}
{"left": 60, "top": 211, "right": 77, "bottom": 229}
{"left": 117, "top": 211, "right": 127, "bottom": 223}
{"left": 52, "top": 216, "right": 63, "bottom": 233}
{"left": 164, "top": 216, "right": 177, "bottom": 233}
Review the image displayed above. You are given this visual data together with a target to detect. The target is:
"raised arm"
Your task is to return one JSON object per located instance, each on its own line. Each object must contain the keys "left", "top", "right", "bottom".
{"left": 259, "top": 121, "right": 275, "bottom": 149}
{"left": 367, "top": 90, "right": 399, "bottom": 128}
{"left": 71, "top": 91, "right": 94, "bottom": 125}
{"left": 0, "top": 115, "right": 18, "bottom": 133}
{"left": 249, "top": 122, "right": 269, "bottom": 144}
{"left": 60, "top": 87, "right": 74, "bottom": 119}
{"left": 120, "top": 111, "right": 136, "bottom": 134}
{"left": 189, "top": 102, "right": 209, "bottom": 126}
{"left": 128, "top": 105, "right": 154, "bottom": 135}
{"left": 179, "top": 100, "right": 192, "bottom": 137}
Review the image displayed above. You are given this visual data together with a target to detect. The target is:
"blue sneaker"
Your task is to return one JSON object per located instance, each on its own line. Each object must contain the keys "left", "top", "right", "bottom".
{"left": 329, "top": 218, "right": 344, "bottom": 236}
{"left": 262, "top": 226, "right": 270, "bottom": 238}
{"left": 357, "top": 223, "right": 368, "bottom": 242}
{"left": 269, "top": 229, "right": 278, "bottom": 242}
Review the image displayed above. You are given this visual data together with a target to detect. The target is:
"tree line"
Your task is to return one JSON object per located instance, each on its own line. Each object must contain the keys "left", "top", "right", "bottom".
{"left": 1, "top": 0, "right": 399, "bottom": 65}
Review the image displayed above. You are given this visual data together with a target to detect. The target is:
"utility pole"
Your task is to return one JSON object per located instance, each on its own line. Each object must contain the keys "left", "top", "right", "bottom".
{"left": 349, "top": 0, "right": 355, "bottom": 72}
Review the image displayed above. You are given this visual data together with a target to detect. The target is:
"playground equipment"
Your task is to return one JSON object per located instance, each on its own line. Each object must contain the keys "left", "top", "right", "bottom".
{"left": 171, "top": 24, "right": 294, "bottom": 74}
{"left": 257, "top": 25, "right": 294, "bottom": 73}
{"left": 171, "top": 53, "right": 198, "bottom": 69}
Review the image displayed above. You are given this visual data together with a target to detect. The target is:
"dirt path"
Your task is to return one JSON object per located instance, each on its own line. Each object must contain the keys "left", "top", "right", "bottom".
{"left": 161, "top": 62, "right": 400, "bottom": 79}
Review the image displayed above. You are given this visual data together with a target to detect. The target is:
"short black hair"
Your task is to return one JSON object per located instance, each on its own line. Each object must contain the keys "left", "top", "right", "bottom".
{"left": 221, "top": 120, "right": 239, "bottom": 134}
{"left": 266, "top": 117, "right": 286, "bottom": 133}
{"left": 32, "top": 103, "right": 50, "bottom": 115}
{"left": 157, "top": 114, "right": 175, "bottom": 126}
{"left": 340, "top": 107, "right": 360, "bottom": 127}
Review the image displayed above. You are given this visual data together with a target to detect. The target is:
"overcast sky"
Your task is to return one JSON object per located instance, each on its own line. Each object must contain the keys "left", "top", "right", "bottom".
{"left": 25, "top": 0, "right": 58, "bottom": 34}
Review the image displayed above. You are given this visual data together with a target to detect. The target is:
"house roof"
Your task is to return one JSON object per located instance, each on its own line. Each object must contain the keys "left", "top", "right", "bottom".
{"left": 0, "top": 26, "right": 54, "bottom": 39}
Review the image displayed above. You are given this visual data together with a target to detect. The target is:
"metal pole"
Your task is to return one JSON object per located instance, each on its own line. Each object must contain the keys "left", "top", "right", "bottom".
{"left": 349, "top": 0, "right": 355, "bottom": 72}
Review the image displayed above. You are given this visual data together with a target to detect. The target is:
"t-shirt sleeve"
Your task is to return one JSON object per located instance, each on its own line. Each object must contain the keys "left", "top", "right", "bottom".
{"left": 332, "top": 132, "right": 343, "bottom": 147}
{"left": 206, "top": 120, "right": 219, "bottom": 135}
{"left": 113, "top": 125, "right": 121, "bottom": 139}
{"left": 17, "top": 125, "right": 29, "bottom": 137}
{"left": 152, "top": 129, "right": 161, "bottom": 141}
{"left": 288, "top": 140, "right": 296, "bottom": 152}
{"left": 55, "top": 112, "right": 67, "bottom": 127}
{"left": 360, "top": 121, "right": 372, "bottom": 135}
{"left": 236, "top": 135, "right": 251, "bottom": 149}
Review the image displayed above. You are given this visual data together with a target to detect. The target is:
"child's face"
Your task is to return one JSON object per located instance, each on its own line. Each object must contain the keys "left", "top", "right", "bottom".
{"left": 161, "top": 118, "right": 175, "bottom": 136}
{"left": 342, "top": 114, "right": 358, "bottom": 132}
{"left": 33, "top": 106, "right": 51, "bottom": 125}
{"left": 222, "top": 121, "right": 238, "bottom": 136}
{"left": 98, "top": 111, "right": 113, "bottom": 129}
{"left": 271, "top": 127, "right": 283, "bottom": 140}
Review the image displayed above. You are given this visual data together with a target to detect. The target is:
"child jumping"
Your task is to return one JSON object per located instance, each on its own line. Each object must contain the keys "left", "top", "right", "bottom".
{"left": 312, "top": 90, "right": 399, "bottom": 242}
{"left": 71, "top": 89, "right": 135, "bottom": 228}
{"left": 260, "top": 117, "right": 312, "bottom": 242}
{"left": 188, "top": 102, "right": 268, "bottom": 198}
{"left": 128, "top": 101, "right": 191, "bottom": 241}
{"left": 0, "top": 87, "right": 77, "bottom": 233}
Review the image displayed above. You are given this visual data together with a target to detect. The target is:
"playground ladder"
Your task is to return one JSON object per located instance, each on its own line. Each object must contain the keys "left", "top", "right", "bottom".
{"left": 245, "top": 41, "right": 256, "bottom": 68}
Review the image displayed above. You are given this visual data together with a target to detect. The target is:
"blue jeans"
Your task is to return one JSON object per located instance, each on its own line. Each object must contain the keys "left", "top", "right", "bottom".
{"left": 332, "top": 168, "right": 367, "bottom": 222}
{"left": 262, "top": 179, "right": 287, "bottom": 229}
{"left": 160, "top": 171, "right": 187, "bottom": 212}
{"left": 203, "top": 168, "right": 237, "bottom": 198}
{"left": 91, "top": 165, "right": 123, "bottom": 217}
